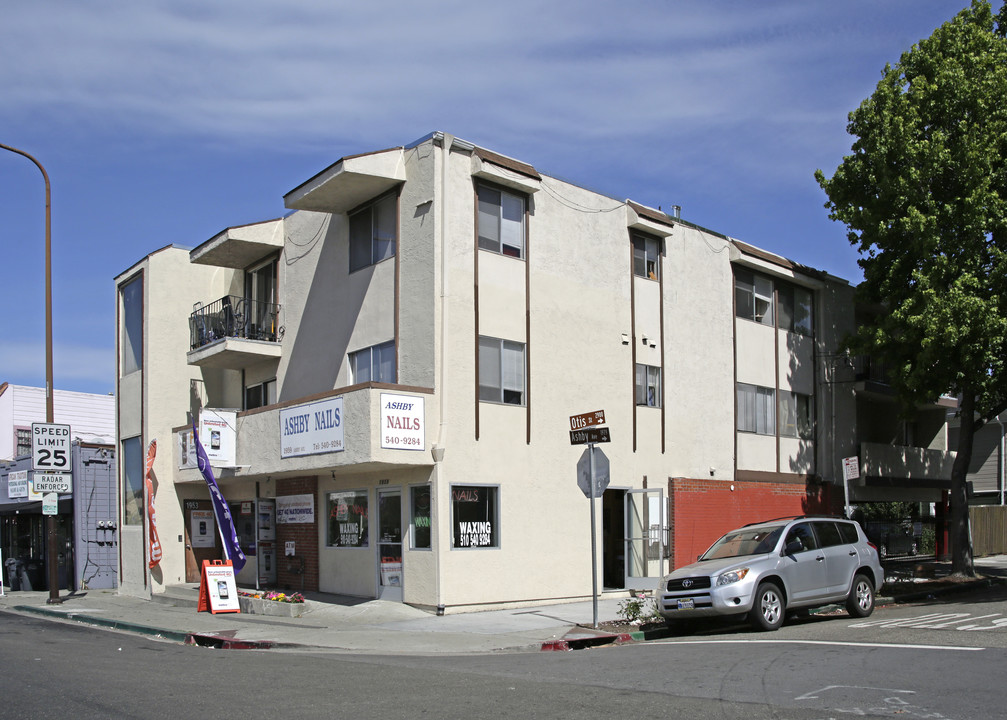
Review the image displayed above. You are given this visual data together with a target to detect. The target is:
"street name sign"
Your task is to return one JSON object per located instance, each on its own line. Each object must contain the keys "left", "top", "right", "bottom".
{"left": 569, "top": 427, "right": 611, "bottom": 445}
{"left": 570, "top": 410, "right": 605, "bottom": 431}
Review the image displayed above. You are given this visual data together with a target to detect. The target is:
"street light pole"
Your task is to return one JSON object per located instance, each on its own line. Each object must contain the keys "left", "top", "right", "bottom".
{"left": 1, "top": 142, "right": 61, "bottom": 604}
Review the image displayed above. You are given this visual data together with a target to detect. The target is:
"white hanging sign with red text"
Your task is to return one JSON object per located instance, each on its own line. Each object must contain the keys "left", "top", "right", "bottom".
{"left": 380, "top": 394, "right": 424, "bottom": 451}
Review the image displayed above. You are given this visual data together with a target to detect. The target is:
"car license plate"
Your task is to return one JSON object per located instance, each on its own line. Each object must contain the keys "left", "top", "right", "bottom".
{"left": 677, "top": 599, "right": 695, "bottom": 610}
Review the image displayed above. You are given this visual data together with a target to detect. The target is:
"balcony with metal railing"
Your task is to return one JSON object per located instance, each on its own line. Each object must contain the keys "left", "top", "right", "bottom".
{"left": 187, "top": 295, "right": 283, "bottom": 369}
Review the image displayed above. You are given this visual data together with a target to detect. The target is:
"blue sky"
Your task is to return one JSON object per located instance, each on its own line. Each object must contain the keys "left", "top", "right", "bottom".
{"left": 0, "top": 0, "right": 977, "bottom": 395}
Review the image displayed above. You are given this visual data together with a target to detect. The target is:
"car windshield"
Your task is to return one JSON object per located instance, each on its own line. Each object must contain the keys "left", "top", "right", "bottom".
{"left": 701, "top": 526, "right": 785, "bottom": 560}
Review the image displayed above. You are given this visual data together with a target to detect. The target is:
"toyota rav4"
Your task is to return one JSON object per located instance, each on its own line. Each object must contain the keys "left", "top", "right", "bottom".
{"left": 658, "top": 516, "right": 884, "bottom": 631}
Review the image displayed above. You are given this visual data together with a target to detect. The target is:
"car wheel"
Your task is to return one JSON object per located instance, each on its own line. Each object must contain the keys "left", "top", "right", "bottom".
{"left": 846, "top": 573, "right": 875, "bottom": 618}
{"left": 749, "top": 581, "right": 785, "bottom": 631}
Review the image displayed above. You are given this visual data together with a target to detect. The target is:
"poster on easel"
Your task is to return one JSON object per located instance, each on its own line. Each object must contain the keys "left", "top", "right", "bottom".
{"left": 197, "top": 559, "right": 241, "bottom": 614}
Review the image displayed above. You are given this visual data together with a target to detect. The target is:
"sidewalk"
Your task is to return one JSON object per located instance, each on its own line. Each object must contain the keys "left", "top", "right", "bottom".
{"left": 2, "top": 555, "right": 1005, "bottom": 655}
{"left": 0, "top": 582, "right": 634, "bottom": 654}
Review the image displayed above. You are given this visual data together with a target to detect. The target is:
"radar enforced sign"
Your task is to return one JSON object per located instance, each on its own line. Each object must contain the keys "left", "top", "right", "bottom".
{"left": 34, "top": 473, "right": 72, "bottom": 494}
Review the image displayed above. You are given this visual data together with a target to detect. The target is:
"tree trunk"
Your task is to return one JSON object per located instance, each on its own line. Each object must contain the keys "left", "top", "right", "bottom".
{"left": 950, "top": 392, "right": 976, "bottom": 576}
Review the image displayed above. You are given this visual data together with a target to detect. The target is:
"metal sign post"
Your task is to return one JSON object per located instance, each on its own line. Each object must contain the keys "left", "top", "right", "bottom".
{"left": 842, "top": 456, "right": 860, "bottom": 519}
{"left": 571, "top": 410, "right": 611, "bottom": 629}
{"left": 589, "top": 443, "right": 598, "bottom": 628}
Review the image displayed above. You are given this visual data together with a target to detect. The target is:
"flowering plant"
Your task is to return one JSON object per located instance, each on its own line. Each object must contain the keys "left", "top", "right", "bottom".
{"left": 238, "top": 590, "right": 305, "bottom": 604}
{"left": 616, "top": 592, "right": 661, "bottom": 625}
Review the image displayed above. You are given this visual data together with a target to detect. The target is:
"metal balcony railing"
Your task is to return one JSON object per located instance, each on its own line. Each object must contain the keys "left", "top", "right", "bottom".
{"left": 852, "top": 355, "right": 896, "bottom": 385}
{"left": 189, "top": 295, "right": 281, "bottom": 350}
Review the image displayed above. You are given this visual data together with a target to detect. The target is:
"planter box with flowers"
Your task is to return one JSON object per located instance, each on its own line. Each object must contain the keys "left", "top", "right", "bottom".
{"left": 238, "top": 590, "right": 307, "bottom": 617}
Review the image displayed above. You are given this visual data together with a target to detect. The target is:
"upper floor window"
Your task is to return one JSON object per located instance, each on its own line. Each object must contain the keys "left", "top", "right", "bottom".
{"left": 779, "top": 391, "right": 814, "bottom": 440}
{"left": 350, "top": 340, "right": 396, "bottom": 384}
{"left": 635, "top": 364, "right": 662, "bottom": 407}
{"left": 734, "top": 268, "right": 774, "bottom": 326}
{"left": 120, "top": 275, "right": 143, "bottom": 375}
{"left": 735, "top": 268, "right": 815, "bottom": 337}
{"left": 737, "top": 382, "right": 775, "bottom": 435}
{"left": 15, "top": 428, "right": 31, "bottom": 458}
{"left": 778, "top": 283, "right": 813, "bottom": 336}
{"left": 349, "top": 193, "right": 397, "bottom": 273}
{"left": 479, "top": 336, "right": 525, "bottom": 405}
{"left": 477, "top": 185, "right": 525, "bottom": 258}
{"left": 633, "top": 234, "right": 661, "bottom": 281}
{"left": 244, "top": 379, "right": 276, "bottom": 410}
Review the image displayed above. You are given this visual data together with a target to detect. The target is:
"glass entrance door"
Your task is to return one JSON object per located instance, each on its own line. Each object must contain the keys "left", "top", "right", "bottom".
{"left": 625, "top": 488, "right": 666, "bottom": 589}
{"left": 377, "top": 489, "right": 403, "bottom": 601}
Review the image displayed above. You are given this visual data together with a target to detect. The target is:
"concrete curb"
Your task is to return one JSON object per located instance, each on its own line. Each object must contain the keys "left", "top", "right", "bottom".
{"left": 15, "top": 604, "right": 285, "bottom": 650}
{"left": 15, "top": 605, "right": 191, "bottom": 644}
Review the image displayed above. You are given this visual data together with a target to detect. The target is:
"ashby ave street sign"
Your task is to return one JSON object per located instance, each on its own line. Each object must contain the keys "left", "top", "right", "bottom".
{"left": 570, "top": 427, "right": 611, "bottom": 445}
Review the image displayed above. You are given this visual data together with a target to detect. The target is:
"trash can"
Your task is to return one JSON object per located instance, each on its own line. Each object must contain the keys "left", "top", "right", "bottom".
{"left": 22, "top": 558, "right": 43, "bottom": 591}
{"left": 4, "top": 557, "right": 20, "bottom": 591}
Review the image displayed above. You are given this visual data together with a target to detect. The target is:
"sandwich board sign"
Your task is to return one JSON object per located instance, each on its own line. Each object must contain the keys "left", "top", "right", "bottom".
{"left": 197, "top": 559, "right": 241, "bottom": 614}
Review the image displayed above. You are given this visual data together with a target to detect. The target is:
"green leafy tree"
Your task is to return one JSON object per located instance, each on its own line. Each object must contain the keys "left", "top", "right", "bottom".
{"left": 816, "top": 1, "right": 1007, "bottom": 576}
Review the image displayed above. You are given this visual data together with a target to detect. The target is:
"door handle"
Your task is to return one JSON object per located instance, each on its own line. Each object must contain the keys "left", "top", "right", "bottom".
{"left": 816, "top": 555, "right": 825, "bottom": 562}
{"left": 848, "top": 550, "right": 857, "bottom": 556}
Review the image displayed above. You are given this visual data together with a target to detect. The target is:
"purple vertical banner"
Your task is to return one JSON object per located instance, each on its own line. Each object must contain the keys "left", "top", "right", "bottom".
{"left": 192, "top": 420, "right": 246, "bottom": 574}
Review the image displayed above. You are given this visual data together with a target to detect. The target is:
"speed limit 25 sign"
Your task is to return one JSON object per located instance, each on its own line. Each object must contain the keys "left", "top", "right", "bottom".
{"left": 32, "top": 423, "right": 71, "bottom": 472}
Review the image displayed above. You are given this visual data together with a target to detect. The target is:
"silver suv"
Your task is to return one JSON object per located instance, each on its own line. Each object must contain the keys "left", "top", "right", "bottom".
{"left": 658, "top": 516, "right": 884, "bottom": 631}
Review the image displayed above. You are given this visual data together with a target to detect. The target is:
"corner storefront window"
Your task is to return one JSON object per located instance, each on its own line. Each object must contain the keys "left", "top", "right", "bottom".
{"left": 410, "top": 485, "right": 431, "bottom": 549}
{"left": 327, "top": 490, "right": 369, "bottom": 547}
{"left": 451, "top": 485, "right": 498, "bottom": 549}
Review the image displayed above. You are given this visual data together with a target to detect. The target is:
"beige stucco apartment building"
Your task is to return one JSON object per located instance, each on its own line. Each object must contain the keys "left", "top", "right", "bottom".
{"left": 114, "top": 132, "right": 956, "bottom": 610}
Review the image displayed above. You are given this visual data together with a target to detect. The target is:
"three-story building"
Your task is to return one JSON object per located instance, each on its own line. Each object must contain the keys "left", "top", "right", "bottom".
{"left": 114, "top": 132, "right": 955, "bottom": 610}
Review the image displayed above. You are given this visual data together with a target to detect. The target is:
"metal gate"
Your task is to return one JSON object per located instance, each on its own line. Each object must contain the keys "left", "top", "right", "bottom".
{"left": 625, "top": 488, "right": 666, "bottom": 589}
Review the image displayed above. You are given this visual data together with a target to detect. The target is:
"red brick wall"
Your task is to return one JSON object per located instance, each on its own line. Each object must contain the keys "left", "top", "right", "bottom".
{"left": 275, "top": 477, "right": 319, "bottom": 592}
{"left": 669, "top": 477, "right": 836, "bottom": 569}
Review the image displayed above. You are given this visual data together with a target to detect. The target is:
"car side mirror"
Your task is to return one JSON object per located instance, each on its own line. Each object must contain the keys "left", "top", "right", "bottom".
{"left": 784, "top": 540, "right": 803, "bottom": 556}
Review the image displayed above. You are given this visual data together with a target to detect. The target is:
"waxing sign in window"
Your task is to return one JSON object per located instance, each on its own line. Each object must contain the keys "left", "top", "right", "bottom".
{"left": 451, "top": 485, "right": 498, "bottom": 549}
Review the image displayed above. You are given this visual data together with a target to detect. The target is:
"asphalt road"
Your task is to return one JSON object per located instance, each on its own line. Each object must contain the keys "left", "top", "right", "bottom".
{"left": 3, "top": 586, "right": 1006, "bottom": 720}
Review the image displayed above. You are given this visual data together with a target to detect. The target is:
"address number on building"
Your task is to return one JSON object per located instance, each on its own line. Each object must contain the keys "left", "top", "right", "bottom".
{"left": 32, "top": 423, "right": 71, "bottom": 471}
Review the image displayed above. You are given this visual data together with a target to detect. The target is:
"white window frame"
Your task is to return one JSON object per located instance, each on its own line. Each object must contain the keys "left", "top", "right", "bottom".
{"left": 779, "top": 391, "right": 814, "bottom": 439}
{"left": 350, "top": 340, "right": 396, "bottom": 384}
{"left": 349, "top": 193, "right": 397, "bottom": 272}
{"left": 734, "top": 268, "right": 774, "bottom": 327}
{"left": 450, "top": 484, "right": 500, "bottom": 550}
{"left": 633, "top": 234, "right": 661, "bottom": 281}
{"left": 737, "top": 383, "right": 776, "bottom": 435}
{"left": 477, "top": 184, "right": 525, "bottom": 259}
{"left": 635, "top": 364, "right": 662, "bottom": 407}
{"left": 478, "top": 336, "right": 526, "bottom": 405}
